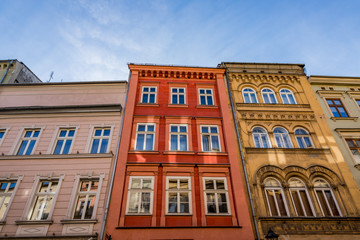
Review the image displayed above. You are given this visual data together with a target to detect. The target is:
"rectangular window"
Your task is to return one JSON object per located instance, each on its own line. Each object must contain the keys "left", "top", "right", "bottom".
{"left": 356, "top": 99, "right": 360, "bottom": 108}
{"left": 141, "top": 86, "right": 157, "bottom": 104}
{"left": 90, "top": 128, "right": 110, "bottom": 154}
{"left": 17, "top": 129, "right": 40, "bottom": 155}
{"left": 326, "top": 99, "right": 349, "bottom": 117}
{"left": 199, "top": 89, "right": 214, "bottom": 105}
{"left": 0, "top": 130, "right": 5, "bottom": 145}
{"left": 126, "top": 177, "right": 154, "bottom": 214}
{"left": 135, "top": 123, "right": 155, "bottom": 151}
{"left": 169, "top": 125, "right": 188, "bottom": 151}
{"left": 345, "top": 138, "right": 360, "bottom": 163}
{"left": 201, "top": 126, "right": 220, "bottom": 152}
{"left": 73, "top": 179, "right": 99, "bottom": 219}
{"left": 53, "top": 129, "right": 75, "bottom": 154}
{"left": 203, "top": 178, "right": 230, "bottom": 214}
{"left": 29, "top": 181, "right": 58, "bottom": 220}
{"left": 166, "top": 177, "right": 191, "bottom": 214}
{"left": 0, "top": 181, "right": 16, "bottom": 220}
{"left": 171, "top": 87, "right": 186, "bottom": 104}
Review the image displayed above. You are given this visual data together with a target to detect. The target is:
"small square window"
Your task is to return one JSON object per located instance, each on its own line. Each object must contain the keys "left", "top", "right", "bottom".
{"left": 17, "top": 129, "right": 40, "bottom": 155}
{"left": 53, "top": 129, "right": 75, "bottom": 154}
{"left": 141, "top": 87, "right": 157, "bottom": 104}
{"left": 326, "top": 99, "right": 349, "bottom": 117}
{"left": 126, "top": 177, "right": 154, "bottom": 214}
{"left": 201, "top": 126, "right": 220, "bottom": 152}
{"left": 90, "top": 128, "right": 111, "bottom": 154}
{"left": 169, "top": 125, "right": 188, "bottom": 151}
{"left": 171, "top": 87, "right": 186, "bottom": 104}
{"left": 199, "top": 88, "right": 214, "bottom": 105}
{"left": 135, "top": 123, "right": 155, "bottom": 151}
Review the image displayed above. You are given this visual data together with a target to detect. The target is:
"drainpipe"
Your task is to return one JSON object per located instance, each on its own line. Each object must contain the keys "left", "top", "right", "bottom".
{"left": 223, "top": 67, "right": 261, "bottom": 240}
{"left": 0, "top": 60, "right": 14, "bottom": 83}
{"left": 99, "top": 76, "right": 131, "bottom": 240}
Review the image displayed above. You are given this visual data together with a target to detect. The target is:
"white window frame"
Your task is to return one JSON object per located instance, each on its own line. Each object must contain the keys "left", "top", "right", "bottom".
{"left": 252, "top": 127, "right": 272, "bottom": 148}
{"left": 126, "top": 176, "right": 154, "bottom": 215}
{"left": 264, "top": 178, "right": 289, "bottom": 217}
{"left": 89, "top": 127, "right": 111, "bottom": 154}
{"left": 166, "top": 176, "right": 192, "bottom": 215}
{"left": 135, "top": 123, "right": 155, "bottom": 151}
{"left": 242, "top": 87, "right": 258, "bottom": 103}
{"left": 295, "top": 128, "right": 314, "bottom": 149}
{"left": 0, "top": 176, "right": 23, "bottom": 221}
{"left": 0, "top": 128, "right": 8, "bottom": 146}
{"left": 141, "top": 86, "right": 157, "bottom": 104}
{"left": 23, "top": 175, "right": 64, "bottom": 221}
{"left": 261, "top": 88, "right": 277, "bottom": 104}
{"left": 273, "top": 127, "right": 293, "bottom": 148}
{"left": 171, "top": 87, "right": 186, "bottom": 104}
{"left": 198, "top": 88, "right": 214, "bottom": 106}
{"left": 200, "top": 125, "right": 221, "bottom": 152}
{"left": 344, "top": 138, "right": 360, "bottom": 164}
{"left": 280, "top": 88, "right": 297, "bottom": 104}
{"left": 16, "top": 129, "right": 41, "bottom": 155}
{"left": 288, "top": 178, "right": 315, "bottom": 217}
{"left": 53, "top": 128, "right": 76, "bottom": 154}
{"left": 169, "top": 124, "right": 189, "bottom": 151}
{"left": 203, "top": 177, "right": 231, "bottom": 215}
{"left": 313, "top": 178, "right": 342, "bottom": 217}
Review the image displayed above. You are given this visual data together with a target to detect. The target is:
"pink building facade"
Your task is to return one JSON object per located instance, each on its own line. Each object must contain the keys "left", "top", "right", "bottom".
{"left": 0, "top": 81, "right": 127, "bottom": 239}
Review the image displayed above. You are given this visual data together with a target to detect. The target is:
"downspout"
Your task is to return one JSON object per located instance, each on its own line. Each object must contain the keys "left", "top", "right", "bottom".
{"left": 99, "top": 75, "right": 131, "bottom": 240}
{"left": 0, "top": 60, "right": 14, "bottom": 83}
{"left": 223, "top": 67, "right": 260, "bottom": 240}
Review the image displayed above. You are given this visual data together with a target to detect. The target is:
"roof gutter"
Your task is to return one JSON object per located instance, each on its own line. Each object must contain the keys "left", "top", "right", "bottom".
{"left": 1, "top": 60, "right": 14, "bottom": 84}
{"left": 223, "top": 66, "right": 261, "bottom": 240}
{"left": 99, "top": 78, "right": 130, "bottom": 240}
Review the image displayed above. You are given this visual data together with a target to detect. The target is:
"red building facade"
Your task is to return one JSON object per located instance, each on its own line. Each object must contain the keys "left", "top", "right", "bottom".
{"left": 105, "top": 64, "right": 254, "bottom": 239}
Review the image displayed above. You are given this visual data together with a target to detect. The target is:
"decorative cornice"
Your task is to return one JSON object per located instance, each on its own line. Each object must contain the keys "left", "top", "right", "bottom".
{"left": 238, "top": 111, "right": 316, "bottom": 121}
{"left": 229, "top": 73, "right": 299, "bottom": 83}
{"left": 236, "top": 103, "right": 311, "bottom": 109}
{"left": 245, "top": 147, "right": 330, "bottom": 154}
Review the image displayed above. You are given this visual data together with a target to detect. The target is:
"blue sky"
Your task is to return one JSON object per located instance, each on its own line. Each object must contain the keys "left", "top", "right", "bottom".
{"left": 1, "top": 0, "right": 360, "bottom": 82}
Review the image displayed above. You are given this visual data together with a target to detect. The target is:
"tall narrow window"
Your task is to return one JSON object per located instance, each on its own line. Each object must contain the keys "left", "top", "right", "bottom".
{"left": 135, "top": 124, "right": 155, "bottom": 151}
{"left": 261, "top": 88, "right": 277, "bottom": 104}
{"left": 326, "top": 99, "right": 348, "bottom": 117}
{"left": 169, "top": 125, "right": 188, "bottom": 151}
{"left": 280, "top": 89, "right": 296, "bottom": 104}
{"left": 53, "top": 129, "right": 75, "bottom": 154}
{"left": 126, "top": 177, "right": 154, "bottom": 214}
{"left": 73, "top": 179, "right": 99, "bottom": 219}
{"left": 252, "top": 127, "right": 271, "bottom": 148}
{"left": 0, "top": 181, "right": 16, "bottom": 220}
{"left": 288, "top": 178, "right": 314, "bottom": 216}
{"left": 141, "top": 86, "right": 157, "bottom": 104}
{"left": 264, "top": 178, "right": 288, "bottom": 216}
{"left": 201, "top": 126, "right": 220, "bottom": 152}
{"left": 29, "top": 181, "right": 58, "bottom": 220}
{"left": 295, "top": 128, "right": 313, "bottom": 148}
{"left": 203, "top": 178, "right": 230, "bottom": 214}
{"left": 242, "top": 88, "right": 258, "bottom": 103}
{"left": 313, "top": 179, "right": 341, "bottom": 216}
{"left": 199, "top": 89, "right": 214, "bottom": 105}
{"left": 166, "top": 177, "right": 191, "bottom": 214}
{"left": 171, "top": 88, "right": 186, "bottom": 104}
{"left": 274, "top": 127, "right": 292, "bottom": 148}
{"left": 17, "top": 129, "right": 40, "bottom": 155}
{"left": 90, "top": 128, "right": 110, "bottom": 154}
{"left": 345, "top": 138, "right": 360, "bottom": 163}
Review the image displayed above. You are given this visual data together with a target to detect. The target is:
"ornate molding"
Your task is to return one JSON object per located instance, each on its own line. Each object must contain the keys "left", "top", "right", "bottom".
{"left": 229, "top": 73, "right": 299, "bottom": 83}
{"left": 138, "top": 69, "right": 218, "bottom": 80}
{"left": 239, "top": 111, "right": 315, "bottom": 121}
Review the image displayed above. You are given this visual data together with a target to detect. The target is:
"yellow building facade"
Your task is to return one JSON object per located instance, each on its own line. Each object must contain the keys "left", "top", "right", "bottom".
{"left": 221, "top": 62, "right": 360, "bottom": 239}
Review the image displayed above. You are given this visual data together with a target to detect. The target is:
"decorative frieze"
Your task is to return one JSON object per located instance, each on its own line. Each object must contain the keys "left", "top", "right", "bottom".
{"left": 229, "top": 73, "right": 299, "bottom": 83}
{"left": 238, "top": 111, "right": 315, "bottom": 121}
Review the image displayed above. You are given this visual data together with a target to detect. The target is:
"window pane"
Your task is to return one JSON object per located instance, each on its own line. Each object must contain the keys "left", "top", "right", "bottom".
{"left": 142, "top": 179, "right": 152, "bottom": 189}
{"left": 338, "top": 107, "right": 348, "bottom": 117}
{"left": 263, "top": 94, "right": 270, "bottom": 103}
{"left": 100, "top": 139, "right": 108, "bottom": 153}
{"left": 74, "top": 196, "right": 86, "bottom": 219}
{"left": 266, "top": 190, "right": 278, "bottom": 216}
{"left": 179, "top": 180, "right": 188, "bottom": 189}
{"left": 94, "top": 129, "right": 102, "bottom": 136}
{"left": 200, "top": 96, "right": 206, "bottom": 105}
{"left": 179, "top": 135, "right": 187, "bottom": 151}
{"left": 254, "top": 135, "right": 261, "bottom": 148}
{"left": 325, "top": 190, "right": 340, "bottom": 216}
{"left": 218, "top": 193, "right": 228, "bottom": 213}
{"left": 142, "top": 94, "right": 148, "bottom": 103}
{"left": 25, "top": 131, "right": 32, "bottom": 137}
{"left": 149, "top": 94, "right": 155, "bottom": 103}
{"left": 281, "top": 95, "right": 289, "bottom": 104}
{"left": 63, "top": 140, "right": 72, "bottom": 154}
{"left": 297, "top": 137, "right": 305, "bottom": 148}
{"left": 270, "top": 94, "right": 276, "bottom": 103}
{"left": 180, "top": 203, "right": 189, "bottom": 213}
{"left": 53, "top": 140, "right": 63, "bottom": 154}
{"left": 103, "top": 129, "right": 110, "bottom": 136}
{"left": 138, "top": 125, "right": 146, "bottom": 131}
{"left": 91, "top": 139, "right": 100, "bottom": 153}
{"left": 275, "top": 190, "right": 287, "bottom": 216}
{"left": 136, "top": 134, "right": 145, "bottom": 150}
{"left": 304, "top": 137, "right": 312, "bottom": 148}
{"left": 128, "top": 192, "right": 139, "bottom": 213}
{"left": 172, "top": 95, "right": 178, "bottom": 104}
{"left": 330, "top": 107, "right": 340, "bottom": 117}
{"left": 179, "top": 95, "right": 185, "bottom": 104}
{"left": 140, "top": 192, "right": 150, "bottom": 213}
{"left": 206, "top": 193, "right": 216, "bottom": 213}
{"left": 150, "top": 88, "right": 156, "bottom": 92}
{"left": 291, "top": 190, "right": 304, "bottom": 216}
{"left": 179, "top": 126, "right": 187, "bottom": 132}
{"left": 216, "top": 180, "right": 225, "bottom": 190}
{"left": 300, "top": 190, "right": 313, "bottom": 216}
{"left": 201, "top": 127, "right": 209, "bottom": 133}
{"left": 261, "top": 135, "right": 269, "bottom": 148}
{"left": 25, "top": 140, "right": 36, "bottom": 155}
{"left": 131, "top": 179, "right": 141, "bottom": 189}
{"left": 68, "top": 130, "right": 75, "bottom": 137}
{"left": 207, "top": 96, "right": 213, "bottom": 105}
{"left": 59, "top": 130, "right": 67, "bottom": 137}
{"left": 145, "top": 134, "right": 154, "bottom": 150}
{"left": 168, "top": 180, "right": 177, "bottom": 189}
{"left": 170, "top": 135, "right": 178, "bottom": 150}
{"left": 244, "top": 94, "right": 250, "bottom": 103}
{"left": 0, "top": 196, "right": 10, "bottom": 219}
{"left": 202, "top": 135, "right": 210, "bottom": 151}
{"left": 316, "top": 190, "right": 331, "bottom": 216}
{"left": 170, "top": 126, "right": 178, "bottom": 132}
{"left": 250, "top": 93, "right": 257, "bottom": 103}
{"left": 205, "top": 180, "right": 214, "bottom": 189}
{"left": 288, "top": 94, "right": 295, "bottom": 104}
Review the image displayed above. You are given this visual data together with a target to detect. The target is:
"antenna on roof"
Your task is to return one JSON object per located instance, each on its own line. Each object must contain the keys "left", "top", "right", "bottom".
{"left": 47, "top": 71, "right": 54, "bottom": 82}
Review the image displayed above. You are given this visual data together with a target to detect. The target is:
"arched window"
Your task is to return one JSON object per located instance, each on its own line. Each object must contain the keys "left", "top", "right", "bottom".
{"left": 313, "top": 179, "right": 341, "bottom": 216}
{"left": 242, "top": 88, "right": 258, "bottom": 103}
{"left": 264, "top": 178, "right": 288, "bottom": 216}
{"left": 252, "top": 127, "right": 271, "bottom": 148}
{"left": 274, "top": 127, "right": 292, "bottom": 148}
{"left": 295, "top": 128, "right": 313, "bottom": 148}
{"left": 261, "top": 88, "right": 277, "bottom": 104}
{"left": 280, "top": 88, "right": 296, "bottom": 104}
{"left": 288, "top": 178, "right": 314, "bottom": 216}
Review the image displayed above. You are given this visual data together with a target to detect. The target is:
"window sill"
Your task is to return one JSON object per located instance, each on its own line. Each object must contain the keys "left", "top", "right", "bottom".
{"left": 125, "top": 213, "right": 153, "bottom": 216}
{"left": 330, "top": 117, "right": 358, "bottom": 122}
{"left": 197, "top": 151, "right": 228, "bottom": 156}
{"left": 245, "top": 147, "right": 331, "bottom": 154}
{"left": 196, "top": 105, "right": 218, "bottom": 109}
{"left": 167, "top": 104, "right": 189, "bottom": 108}
{"left": 205, "top": 214, "right": 231, "bottom": 216}
{"left": 128, "top": 150, "right": 159, "bottom": 154}
{"left": 136, "top": 103, "right": 159, "bottom": 107}
{"left": 60, "top": 219, "right": 98, "bottom": 224}
{"left": 15, "top": 220, "right": 53, "bottom": 225}
{"left": 165, "top": 213, "right": 192, "bottom": 216}
{"left": 163, "top": 151, "right": 195, "bottom": 155}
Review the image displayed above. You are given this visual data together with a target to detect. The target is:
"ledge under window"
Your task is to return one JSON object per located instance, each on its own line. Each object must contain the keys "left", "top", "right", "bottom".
{"left": 136, "top": 103, "right": 160, "bottom": 107}
{"left": 15, "top": 220, "right": 53, "bottom": 225}
{"left": 330, "top": 117, "right": 358, "bottom": 121}
{"left": 163, "top": 151, "right": 195, "bottom": 155}
{"left": 196, "top": 105, "right": 218, "bottom": 109}
{"left": 128, "top": 150, "right": 159, "bottom": 154}
{"left": 167, "top": 104, "right": 189, "bottom": 108}
{"left": 197, "top": 151, "right": 228, "bottom": 156}
{"left": 245, "top": 147, "right": 331, "bottom": 154}
{"left": 60, "top": 219, "right": 98, "bottom": 224}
